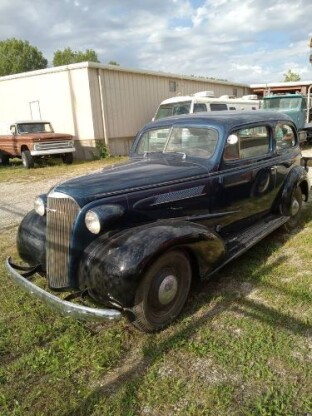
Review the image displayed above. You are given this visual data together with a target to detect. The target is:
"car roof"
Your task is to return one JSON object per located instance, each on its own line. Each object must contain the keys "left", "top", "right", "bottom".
{"left": 145, "top": 110, "right": 293, "bottom": 131}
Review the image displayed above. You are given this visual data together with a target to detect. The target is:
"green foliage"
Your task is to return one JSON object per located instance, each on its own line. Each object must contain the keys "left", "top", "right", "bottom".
{"left": 53, "top": 47, "right": 100, "bottom": 66}
{"left": 108, "top": 61, "right": 120, "bottom": 66}
{"left": 95, "top": 140, "right": 110, "bottom": 159}
{"left": 0, "top": 38, "right": 47, "bottom": 76}
{"left": 283, "top": 69, "right": 301, "bottom": 82}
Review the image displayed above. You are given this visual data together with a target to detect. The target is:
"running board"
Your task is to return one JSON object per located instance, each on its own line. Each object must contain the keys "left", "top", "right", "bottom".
{"left": 210, "top": 215, "right": 289, "bottom": 276}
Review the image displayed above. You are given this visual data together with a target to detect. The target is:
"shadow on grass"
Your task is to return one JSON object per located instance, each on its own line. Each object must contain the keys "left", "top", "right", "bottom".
{"left": 62, "top": 211, "right": 312, "bottom": 416}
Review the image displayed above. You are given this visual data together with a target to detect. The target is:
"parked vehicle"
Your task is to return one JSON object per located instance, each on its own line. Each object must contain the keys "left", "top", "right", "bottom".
{"left": 6, "top": 111, "right": 311, "bottom": 332}
{"left": 0, "top": 120, "right": 75, "bottom": 168}
{"left": 262, "top": 89, "right": 312, "bottom": 143}
{"left": 153, "top": 91, "right": 260, "bottom": 120}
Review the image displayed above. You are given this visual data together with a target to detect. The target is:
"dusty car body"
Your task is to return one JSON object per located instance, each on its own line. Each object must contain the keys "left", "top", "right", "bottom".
{"left": 0, "top": 120, "right": 75, "bottom": 168}
{"left": 6, "top": 111, "right": 311, "bottom": 332}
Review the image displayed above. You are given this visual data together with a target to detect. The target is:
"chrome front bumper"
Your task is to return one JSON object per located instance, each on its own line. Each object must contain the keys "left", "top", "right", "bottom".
{"left": 6, "top": 257, "right": 122, "bottom": 322}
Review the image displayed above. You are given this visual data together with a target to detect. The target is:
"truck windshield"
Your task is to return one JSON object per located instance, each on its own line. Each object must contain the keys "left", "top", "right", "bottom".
{"left": 263, "top": 97, "right": 301, "bottom": 110}
{"left": 134, "top": 126, "right": 218, "bottom": 158}
{"left": 17, "top": 123, "right": 54, "bottom": 134}
{"left": 155, "top": 101, "right": 191, "bottom": 119}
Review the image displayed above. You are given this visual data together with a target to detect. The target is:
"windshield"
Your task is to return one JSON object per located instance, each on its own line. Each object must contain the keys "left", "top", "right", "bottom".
{"left": 155, "top": 101, "right": 191, "bottom": 119}
{"left": 134, "top": 126, "right": 218, "bottom": 158}
{"left": 17, "top": 122, "right": 53, "bottom": 134}
{"left": 263, "top": 97, "right": 301, "bottom": 110}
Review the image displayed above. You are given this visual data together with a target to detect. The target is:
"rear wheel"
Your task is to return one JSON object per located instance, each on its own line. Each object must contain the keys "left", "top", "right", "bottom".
{"left": 21, "top": 150, "right": 34, "bottom": 168}
{"left": 0, "top": 153, "right": 9, "bottom": 166}
{"left": 282, "top": 186, "right": 302, "bottom": 232}
{"left": 132, "top": 250, "right": 192, "bottom": 332}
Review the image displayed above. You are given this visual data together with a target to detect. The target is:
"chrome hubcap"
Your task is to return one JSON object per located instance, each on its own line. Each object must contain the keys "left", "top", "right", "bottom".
{"left": 158, "top": 274, "right": 178, "bottom": 305}
{"left": 291, "top": 198, "right": 300, "bottom": 216}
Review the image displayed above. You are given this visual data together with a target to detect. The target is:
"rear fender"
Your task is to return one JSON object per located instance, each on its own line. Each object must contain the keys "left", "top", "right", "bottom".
{"left": 280, "top": 166, "right": 309, "bottom": 215}
{"left": 78, "top": 220, "right": 225, "bottom": 307}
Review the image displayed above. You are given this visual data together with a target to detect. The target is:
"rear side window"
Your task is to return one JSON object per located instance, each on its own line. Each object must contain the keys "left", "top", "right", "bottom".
{"left": 275, "top": 124, "right": 296, "bottom": 150}
{"left": 224, "top": 126, "right": 270, "bottom": 161}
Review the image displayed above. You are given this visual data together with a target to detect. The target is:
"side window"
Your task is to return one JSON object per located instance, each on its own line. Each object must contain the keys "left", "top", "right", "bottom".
{"left": 210, "top": 103, "right": 228, "bottom": 111}
{"left": 193, "top": 103, "right": 207, "bottom": 113}
{"left": 224, "top": 126, "right": 270, "bottom": 161}
{"left": 275, "top": 124, "right": 296, "bottom": 150}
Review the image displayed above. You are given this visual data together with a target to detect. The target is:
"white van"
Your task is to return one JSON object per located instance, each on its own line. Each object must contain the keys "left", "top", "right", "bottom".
{"left": 153, "top": 91, "right": 260, "bottom": 120}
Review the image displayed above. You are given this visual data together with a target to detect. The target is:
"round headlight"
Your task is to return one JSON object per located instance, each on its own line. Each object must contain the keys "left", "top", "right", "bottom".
{"left": 34, "top": 196, "right": 46, "bottom": 216}
{"left": 85, "top": 210, "right": 101, "bottom": 234}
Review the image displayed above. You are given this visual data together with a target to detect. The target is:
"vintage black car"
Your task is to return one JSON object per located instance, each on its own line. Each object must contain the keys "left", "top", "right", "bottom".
{"left": 6, "top": 111, "right": 311, "bottom": 332}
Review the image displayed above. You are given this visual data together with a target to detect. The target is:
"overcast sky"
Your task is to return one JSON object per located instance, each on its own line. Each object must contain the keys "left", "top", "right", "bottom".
{"left": 0, "top": 0, "right": 312, "bottom": 85}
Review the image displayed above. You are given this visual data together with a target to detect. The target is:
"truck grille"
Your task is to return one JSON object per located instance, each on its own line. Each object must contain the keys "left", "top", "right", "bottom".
{"left": 46, "top": 193, "right": 80, "bottom": 289}
{"left": 34, "top": 140, "right": 74, "bottom": 151}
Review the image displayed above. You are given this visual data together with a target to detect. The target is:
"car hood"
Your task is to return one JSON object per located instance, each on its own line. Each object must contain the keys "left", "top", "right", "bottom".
{"left": 52, "top": 155, "right": 209, "bottom": 205}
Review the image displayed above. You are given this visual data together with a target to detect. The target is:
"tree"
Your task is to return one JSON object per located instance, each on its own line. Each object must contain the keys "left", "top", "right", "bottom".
{"left": 108, "top": 61, "right": 120, "bottom": 66}
{"left": 283, "top": 69, "right": 301, "bottom": 82}
{"left": 53, "top": 47, "right": 100, "bottom": 66}
{"left": 0, "top": 38, "right": 47, "bottom": 76}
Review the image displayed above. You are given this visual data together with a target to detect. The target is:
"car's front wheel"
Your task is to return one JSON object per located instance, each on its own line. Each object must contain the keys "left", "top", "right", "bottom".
{"left": 132, "top": 250, "right": 192, "bottom": 332}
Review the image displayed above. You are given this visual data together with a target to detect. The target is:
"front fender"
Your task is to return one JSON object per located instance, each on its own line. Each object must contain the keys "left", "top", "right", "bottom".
{"left": 78, "top": 220, "right": 225, "bottom": 307}
{"left": 16, "top": 210, "right": 46, "bottom": 268}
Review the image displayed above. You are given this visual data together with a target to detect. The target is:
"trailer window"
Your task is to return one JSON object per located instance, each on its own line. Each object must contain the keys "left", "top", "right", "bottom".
{"left": 193, "top": 103, "right": 207, "bottom": 113}
{"left": 210, "top": 103, "right": 228, "bottom": 111}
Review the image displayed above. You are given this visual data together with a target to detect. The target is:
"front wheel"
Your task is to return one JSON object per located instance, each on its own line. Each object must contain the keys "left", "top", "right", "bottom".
{"left": 21, "top": 150, "right": 34, "bottom": 169}
{"left": 132, "top": 250, "right": 192, "bottom": 333}
{"left": 62, "top": 153, "right": 74, "bottom": 165}
{"left": 282, "top": 186, "right": 302, "bottom": 232}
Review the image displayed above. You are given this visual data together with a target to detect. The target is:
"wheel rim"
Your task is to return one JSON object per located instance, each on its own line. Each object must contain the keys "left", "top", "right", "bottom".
{"left": 21, "top": 153, "right": 26, "bottom": 166}
{"left": 291, "top": 197, "right": 300, "bottom": 216}
{"left": 158, "top": 274, "right": 178, "bottom": 305}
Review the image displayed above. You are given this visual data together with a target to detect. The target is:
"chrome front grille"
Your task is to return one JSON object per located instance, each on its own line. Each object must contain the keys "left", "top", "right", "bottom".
{"left": 46, "top": 192, "right": 80, "bottom": 289}
{"left": 34, "top": 140, "right": 74, "bottom": 151}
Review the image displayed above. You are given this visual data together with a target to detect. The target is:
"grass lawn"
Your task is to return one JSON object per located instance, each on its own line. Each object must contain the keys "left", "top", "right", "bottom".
{"left": 0, "top": 159, "right": 311, "bottom": 416}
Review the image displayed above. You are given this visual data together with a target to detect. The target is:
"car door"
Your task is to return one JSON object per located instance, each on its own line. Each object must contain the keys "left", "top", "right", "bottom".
{"left": 209, "top": 124, "right": 278, "bottom": 230}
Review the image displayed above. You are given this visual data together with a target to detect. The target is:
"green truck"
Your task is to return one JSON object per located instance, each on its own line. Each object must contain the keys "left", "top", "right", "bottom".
{"left": 262, "top": 89, "right": 312, "bottom": 143}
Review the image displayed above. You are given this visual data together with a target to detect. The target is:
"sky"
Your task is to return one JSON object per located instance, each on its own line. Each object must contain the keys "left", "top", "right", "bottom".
{"left": 0, "top": 0, "right": 312, "bottom": 85}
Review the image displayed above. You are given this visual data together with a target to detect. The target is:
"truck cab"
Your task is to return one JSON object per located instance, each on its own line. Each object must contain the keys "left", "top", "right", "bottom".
{"left": 262, "top": 92, "right": 312, "bottom": 143}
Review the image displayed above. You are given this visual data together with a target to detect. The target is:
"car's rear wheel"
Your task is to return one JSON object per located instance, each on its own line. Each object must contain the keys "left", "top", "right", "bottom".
{"left": 282, "top": 186, "right": 302, "bottom": 232}
{"left": 132, "top": 250, "right": 192, "bottom": 332}
{"left": 21, "top": 150, "right": 34, "bottom": 169}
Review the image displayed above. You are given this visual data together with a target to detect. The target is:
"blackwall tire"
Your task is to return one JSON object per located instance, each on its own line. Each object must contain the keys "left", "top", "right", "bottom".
{"left": 132, "top": 250, "right": 192, "bottom": 333}
{"left": 21, "top": 150, "right": 34, "bottom": 169}
{"left": 0, "top": 154, "right": 10, "bottom": 166}
{"left": 282, "top": 187, "right": 302, "bottom": 232}
{"left": 62, "top": 153, "right": 74, "bottom": 165}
